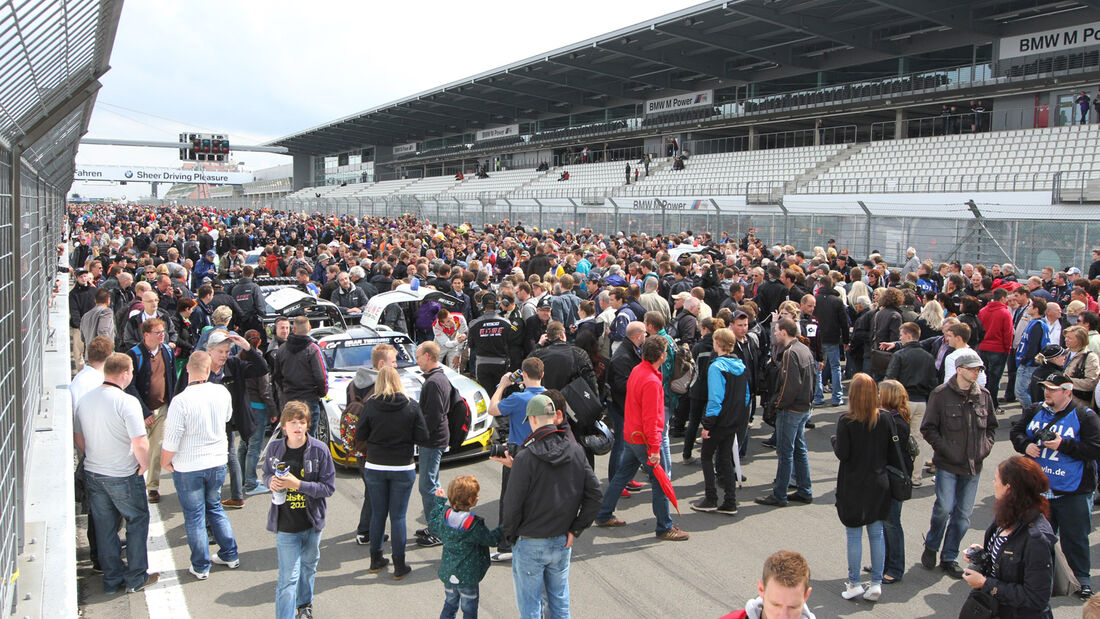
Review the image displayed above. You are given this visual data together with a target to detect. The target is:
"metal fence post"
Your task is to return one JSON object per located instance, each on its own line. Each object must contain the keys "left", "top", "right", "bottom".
{"left": 777, "top": 197, "right": 790, "bottom": 243}
{"left": 856, "top": 200, "right": 872, "bottom": 259}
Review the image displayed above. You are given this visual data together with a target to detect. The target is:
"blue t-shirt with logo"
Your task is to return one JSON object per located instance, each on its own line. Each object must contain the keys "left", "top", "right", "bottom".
{"left": 496, "top": 386, "right": 545, "bottom": 445}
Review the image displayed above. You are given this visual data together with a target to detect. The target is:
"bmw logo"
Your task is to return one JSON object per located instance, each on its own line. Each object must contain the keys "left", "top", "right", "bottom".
{"left": 124, "top": 170, "right": 133, "bottom": 178}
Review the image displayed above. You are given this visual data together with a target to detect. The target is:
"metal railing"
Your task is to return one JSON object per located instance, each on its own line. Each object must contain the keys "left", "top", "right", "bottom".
{"left": 798, "top": 172, "right": 1054, "bottom": 195}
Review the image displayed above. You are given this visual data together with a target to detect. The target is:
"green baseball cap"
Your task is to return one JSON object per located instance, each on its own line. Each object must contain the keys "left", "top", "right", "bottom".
{"left": 525, "top": 394, "right": 556, "bottom": 418}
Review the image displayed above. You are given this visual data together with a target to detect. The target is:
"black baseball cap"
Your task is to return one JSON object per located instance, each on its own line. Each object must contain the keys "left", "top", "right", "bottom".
{"left": 1039, "top": 374, "right": 1073, "bottom": 390}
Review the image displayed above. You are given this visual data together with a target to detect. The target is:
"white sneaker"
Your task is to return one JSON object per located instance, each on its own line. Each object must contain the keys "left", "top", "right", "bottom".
{"left": 841, "top": 583, "right": 865, "bottom": 600}
{"left": 188, "top": 566, "right": 209, "bottom": 580}
{"left": 211, "top": 555, "right": 240, "bottom": 569}
{"left": 863, "top": 583, "right": 882, "bottom": 601}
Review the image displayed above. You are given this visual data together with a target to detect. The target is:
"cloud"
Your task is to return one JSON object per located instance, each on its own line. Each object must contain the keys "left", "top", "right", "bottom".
{"left": 71, "top": 0, "right": 699, "bottom": 199}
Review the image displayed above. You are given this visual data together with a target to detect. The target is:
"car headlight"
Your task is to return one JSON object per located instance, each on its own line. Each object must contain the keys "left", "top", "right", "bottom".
{"left": 474, "top": 392, "right": 487, "bottom": 415}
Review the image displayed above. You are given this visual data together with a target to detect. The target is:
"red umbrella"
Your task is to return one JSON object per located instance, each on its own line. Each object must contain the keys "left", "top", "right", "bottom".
{"left": 651, "top": 463, "right": 680, "bottom": 514}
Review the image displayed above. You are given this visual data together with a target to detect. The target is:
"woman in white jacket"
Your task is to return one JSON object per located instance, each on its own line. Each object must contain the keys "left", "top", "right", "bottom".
{"left": 432, "top": 308, "right": 468, "bottom": 370}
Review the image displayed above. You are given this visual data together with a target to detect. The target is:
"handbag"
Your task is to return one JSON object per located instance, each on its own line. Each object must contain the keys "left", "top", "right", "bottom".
{"left": 1052, "top": 541, "right": 1081, "bottom": 596}
{"left": 958, "top": 590, "right": 998, "bottom": 619}
{"left": 561, "top": 375, "right": 603, "bottom": 433}
{"left": 884, "top": 413, "right": 913, "bottom": 501}
{"left": 870, "top": 348, "right": 894, "bottom": 375}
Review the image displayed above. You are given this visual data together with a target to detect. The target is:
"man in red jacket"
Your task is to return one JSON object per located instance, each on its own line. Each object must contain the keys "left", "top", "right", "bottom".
{"left": 978, "top": 287, "right": 1014, "bottom": 412}
{"left": 593, "top": 336, "right": 689, "bottom": 541}
{"left": 719, "top": 550, "right": 816, "bottom": 619}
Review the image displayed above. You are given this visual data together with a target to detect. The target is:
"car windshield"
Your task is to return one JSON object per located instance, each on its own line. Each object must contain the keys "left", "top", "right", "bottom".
{"left": 323, "top": 341, "right": 417, "bottom": 371}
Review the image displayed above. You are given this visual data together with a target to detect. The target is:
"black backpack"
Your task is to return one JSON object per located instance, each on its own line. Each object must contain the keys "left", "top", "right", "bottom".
{"left": 446, "top": 384, "right": 470, "bottom": 452}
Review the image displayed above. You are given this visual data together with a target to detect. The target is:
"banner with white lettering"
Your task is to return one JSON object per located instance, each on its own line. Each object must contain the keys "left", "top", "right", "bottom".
{"left": 999, "top": 23, "right": 1100, "bottom": 60}
{"left": 393, "top": 142, "right": 417, "bottom": 155}
{"left": 605, "top": 196, "right": 746, "bottom": 211}
{"left": 73, "top": 165, "right": 253, "bottom": 184}
{"left": 475, "top": 124, "right": 520, "bottom": 141}
{"left": 644, "top": 90, "right": 714, "bottom": 115}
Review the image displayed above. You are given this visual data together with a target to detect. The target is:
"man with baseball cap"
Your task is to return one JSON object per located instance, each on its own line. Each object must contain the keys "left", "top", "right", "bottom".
{"left": 492, "top": 392, "right": 601, "bottom": 618}
{"left": 920, "top": 350, "right": 997, "bottom": 578}
{"left": 1010, "top": 373, "right": 1100, "bottom": 598}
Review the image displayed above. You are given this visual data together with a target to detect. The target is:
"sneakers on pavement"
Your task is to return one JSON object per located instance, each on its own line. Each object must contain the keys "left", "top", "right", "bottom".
{"left": 126, "top": 572, "right": 159, "bottom": 593}
{"left": 212, "top": 555, "right": 240, "bottom": 569}
{"left": 626, "top": 480, "right": 644, "bottom": 490}
{"left": 716, "top": 501, "right": 739, "bottom": 515}
{"left": 147, "top": 490, "right": 160, "bottom": 504}
{"left": 220, "top": 499, "right": 244, "bottom": 510}
{"left": 690, "top": 497, "right": 718, "bottom": 512}
{"left": 620, "top": 489, "right": 631, "bottom": 498}
{"left": 786, "top": 492, "right": 813, "bottom": 504}
{"left": 656, "top": 526, "right": 690, "bottom": 541}
{"left": 188, "top": 566, "right": 209, "bottom": 580}
{"left": 841, "top": 583, "right": 865, "bottom": 600}
{"left": 941, "top": 561, "right": 965, "bottom": 578}
{"left": 490, "top": 551, "right": 512, "bottom": 562}
{"left": 754, "top": 494, "right": 788, "bottom": 507}
{"left": 595, "top": 517, "right": 627, "bottom": 527}
{"left": 760, "top": 439, "right": 777, "bottom": 450}
{"left": 416, "top": 533, "right": 443, "bottom": 548}
{"left": 296, "top": 603, "right": 314, "bottom": 619}
{"left": 245, "top": 485, "right": 270, "bottom": 496}
{"left": 920, "top": 548, "right": 937, "bottom": 569}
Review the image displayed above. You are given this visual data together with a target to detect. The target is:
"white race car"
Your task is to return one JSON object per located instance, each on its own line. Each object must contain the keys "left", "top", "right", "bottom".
{"left": 312, "top": 325, "right": 494, "bottom": 469}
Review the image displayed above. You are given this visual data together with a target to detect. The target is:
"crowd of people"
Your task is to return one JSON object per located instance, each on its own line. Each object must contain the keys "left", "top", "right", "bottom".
{"left": 66, "top": 202, "right": 1100, "bottom": 617}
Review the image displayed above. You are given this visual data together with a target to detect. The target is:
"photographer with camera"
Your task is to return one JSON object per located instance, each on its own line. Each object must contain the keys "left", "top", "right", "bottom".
{"left": 486, "top": 357, "right": 546, "bottom": 562}
{"left": 492, "top": 392, "right": 602, "bottom": 619}
{"left": 960, "top": 456, "right": 1056, "bottom": 618}
{"left": 1010, "top": 373, "right": 1100, "bottom": 599}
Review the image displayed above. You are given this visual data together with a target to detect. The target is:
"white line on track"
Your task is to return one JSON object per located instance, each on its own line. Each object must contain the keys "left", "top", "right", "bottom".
{"left": 144, "top": 501, "right": 191, "bottom": 618}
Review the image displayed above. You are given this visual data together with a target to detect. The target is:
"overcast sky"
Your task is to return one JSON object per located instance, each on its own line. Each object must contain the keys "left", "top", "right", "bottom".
{"left": 72, "top": 0, "right": 701, "bottom": 199}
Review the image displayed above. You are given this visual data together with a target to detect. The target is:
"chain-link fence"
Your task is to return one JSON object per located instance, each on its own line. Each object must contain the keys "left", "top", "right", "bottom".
{"left": 0, "top": 145, "right": 64, "bottom": 615}
{"left": 165, "top": 193, "right": 1097, "bottom": 273}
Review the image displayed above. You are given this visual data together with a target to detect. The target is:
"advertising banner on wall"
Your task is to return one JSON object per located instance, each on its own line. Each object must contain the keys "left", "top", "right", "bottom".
{"left": 476, "top": 124, "right": 520, "bottom": 141}
{"left": 999, "top": 23, "right": 1100, "bottom": 59}
{"left": 605, "top": 196, "right": 747, "bottom": 210}
{"left": 73, "top": 165, "right": 253, "bottom": 184}
{"left": 393, "top": 142, "right": 417, "bottom": 155}
{"left": 644, "top": 90, "right": 714, "bottom": 115}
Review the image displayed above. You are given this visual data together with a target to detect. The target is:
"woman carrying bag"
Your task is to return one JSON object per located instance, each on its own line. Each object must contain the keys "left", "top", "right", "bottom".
{"left": 355, "top": 366, "right": 430, "bottom": 580}
{"left": 879, "top": 380, "right": 915, "bottom": 585}
{"left": 834, "top": 373, "right": 894, "bottom": 602}
{"left": 960, "top": 456, "right": 1055, "bottom": 619}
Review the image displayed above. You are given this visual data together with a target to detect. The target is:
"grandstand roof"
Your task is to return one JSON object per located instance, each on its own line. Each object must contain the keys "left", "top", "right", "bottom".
{"left": 0, "top": 0, "right": 123, "bottom": 190}
{"left": 269, "top": 0, "right": 1100, "bottom": 156}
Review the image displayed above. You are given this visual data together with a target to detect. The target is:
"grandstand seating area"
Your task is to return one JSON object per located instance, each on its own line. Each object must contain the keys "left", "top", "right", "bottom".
{"left": 816, "top": 124, "right": 1098, "bottom": 188}
{"left": 275, "top": 124, "right": 1100, "bottom": 205}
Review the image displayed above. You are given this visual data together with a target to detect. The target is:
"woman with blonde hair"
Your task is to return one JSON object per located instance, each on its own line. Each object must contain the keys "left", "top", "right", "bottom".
{"left": 848, "top": 278, "right": 870, "bottom": 309}
{"left": 916, "top": 299, "right": 945, "bottom": 340}
{"left": 835, "top": 373, "right": 894, "bottom": 602}
{"left": 1063, "top": 326, "right": 1099, "bottom": 408}
{"left": 878, "top": 380, "right": 914, "bottom": 585}
{"left": 356, "top": 366, "right": 429, "bottom": 580}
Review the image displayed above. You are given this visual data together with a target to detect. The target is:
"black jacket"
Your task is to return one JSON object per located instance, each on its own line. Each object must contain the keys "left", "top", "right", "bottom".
{"left": 122, "top": 308, "right": 178, "bottom": 350}
{"left": 502, "top": 424, "right": 601, "bottom": 543}
{"left": 469, "top": 311, "right": 523, "bottom": 367}
{"left": 177, "top": 347, "right": 269, "bottom": 439}
{"left": 418, "top": 366, "right": 453, "bottom": 450}
{"left": 814, "top": 287, "right": 850, "bottom": 345}
{"left": 885, "top": 342, "right": 939, "bottom": 401}
{"left": 530, "top": 340, "right": 598, "bottom": 394}
{"left": 356, "top": 394, "right": 429, "bottom": 467}
{"left": 754, "top": 278, "right": 787, "bottom": 317}
{"left": 689, "top": 334, "right": 716, "bottom": 401}
{"left": 230, "top": 277, "right": 265, "bottom": 321}
{"left": 274, "top": 334, "right": 328, "bottom": 402}
{"left": 973, "top": 512, "right": 1056, "bottom": 619}
{"left": 872, "top": 307, "right": 903, "bottom": 348}
{"left": 69, "top": 283, "right": 98, "bottom": 328}
{"left": 605, "top": 339, "right": 641, "bottom": 417}
{"left": 124, "top": 342, "right": 177, "bottom": 418}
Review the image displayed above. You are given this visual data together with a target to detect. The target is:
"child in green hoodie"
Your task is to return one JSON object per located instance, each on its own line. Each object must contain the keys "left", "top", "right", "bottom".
{"left": 430, "top": 475, "right": 503, "bottom": 619}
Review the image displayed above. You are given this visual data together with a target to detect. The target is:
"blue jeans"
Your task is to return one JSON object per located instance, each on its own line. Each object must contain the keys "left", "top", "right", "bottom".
{"left": 238, "top": 404, "right": 268, "bottom": 491}
{"left": 771, "top": 410, "right": 812, "bottom": 501}
{"left": 924, "top": 469, "right": 981, "bottom": 562}
{"left": 1049, "top": 493, "right": 1093, "bottom": 586}
{"left": 813, "top": 366, "right": 825, "bottom": 404}
{"left": 419, "top": 446, "right": 444, "bottom": 525}
{"left": 172, "top": 465, "right": 239, "bottom": 572}
{"left": 1015, "top": 364, "right": 1037, "bottom": 409}
{"left": 84, "top": 471, "right": 150, "bottom": 592}
{"left": 307, "top": 399, "right": 323, "bottom": 437}
{"left": 847, "top": 521, "right": 885, "bottom": 586}
{"left": 441, "top": 582, "right": 479, "bottom": 619}
{"left": 883, "top": 499, "right": 905, "bottom": 580}
{"left": 226, "top": 431, "right": 243, "bottom": 500}
{"left": 822, "top": 343, "right": 844, "bottom": 405}
{"left": 607, "top": 413, "right": 625, "bottom": 482}
{"left": 276, "top": 528, "right": 322, "bottom": 619}
{"left": 596, "top": 442, "right": 674, "bottom": 534}
{"left": 660, "top": 403, "right": 672, "bottom": 481}
{"left": 512, "top": 535, "right": 571, "bottom": 619}
{"left": 363, "top": 467, "right": 416, "bottom": 554}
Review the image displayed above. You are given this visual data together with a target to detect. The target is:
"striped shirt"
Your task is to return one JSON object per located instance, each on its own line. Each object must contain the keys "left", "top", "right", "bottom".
{"left": 161, "top": 382, "right": 232, "bottom": 473}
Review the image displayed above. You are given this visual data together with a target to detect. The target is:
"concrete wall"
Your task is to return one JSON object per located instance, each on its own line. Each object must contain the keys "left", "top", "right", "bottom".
{"left": 292, "top": 154, "right": 312, "bottom": 191}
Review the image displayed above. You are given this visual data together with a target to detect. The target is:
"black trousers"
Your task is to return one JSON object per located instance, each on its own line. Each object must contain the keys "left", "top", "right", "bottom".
{"left": 683, "top": 398, "right": 705, "bottom": 458}
{"left": 356, "top": 468, "right": 372, "bottom": 536}
{"left": 497, "top": 465, "right": 511, "bottom": 552}
{"left": 701, "top": 430, "right": 738, "bottom": 503}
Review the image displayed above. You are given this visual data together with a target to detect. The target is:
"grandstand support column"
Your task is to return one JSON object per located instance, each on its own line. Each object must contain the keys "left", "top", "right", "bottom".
{"left": 748, "top": 126, "right": 756, "bottom": 151}
{"left": 894, "top": 110, "right": 905, "bottom": 140}
{"left": 777, "top": 198, "right": 790, "bottom": 243}
{"left": 857, "top": 201, "right": 873, "bottom": 258}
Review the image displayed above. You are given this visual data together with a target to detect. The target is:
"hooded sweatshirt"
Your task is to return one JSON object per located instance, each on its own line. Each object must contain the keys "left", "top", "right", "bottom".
{"left": 704, "top": 355, "right": 749, "bottom": 436}
{"left": 274, "top": 333, "right": 328, "bottom": 402}
{"left": 501, "top": 424, "right": 602, "bottom": 543}
{"left": 720, "top": 597, "right": 816, "bottom": 619}
{"left": 429, "top": 495, "right": 502, "bottom": 586}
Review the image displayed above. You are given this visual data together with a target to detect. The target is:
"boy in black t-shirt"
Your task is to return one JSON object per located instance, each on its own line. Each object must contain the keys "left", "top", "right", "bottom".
{"left": 264, "top": 402, "right": 336, "bottom": 619}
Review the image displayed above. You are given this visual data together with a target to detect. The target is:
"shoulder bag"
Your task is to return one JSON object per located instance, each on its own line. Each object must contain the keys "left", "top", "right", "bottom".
{"left": 884, "top": 411, "right": 913, "bottom": 501}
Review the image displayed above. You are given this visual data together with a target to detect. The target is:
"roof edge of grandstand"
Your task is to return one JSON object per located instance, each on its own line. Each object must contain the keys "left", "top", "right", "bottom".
{"left": 264, "top": 0, "right": 733, "bottom": 147}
